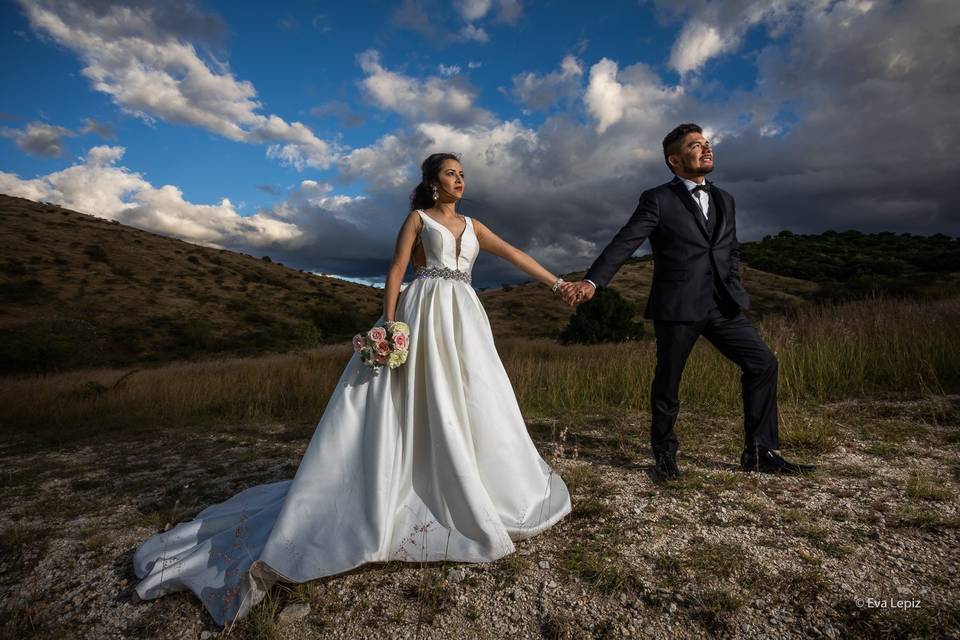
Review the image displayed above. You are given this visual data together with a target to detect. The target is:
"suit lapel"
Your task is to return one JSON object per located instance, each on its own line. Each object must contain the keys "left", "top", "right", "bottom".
{"left": 669, "top": 178, "right": 711, "bottom": 244}
{"left": 707, "top": 182, "right": 727, "bottom": 244}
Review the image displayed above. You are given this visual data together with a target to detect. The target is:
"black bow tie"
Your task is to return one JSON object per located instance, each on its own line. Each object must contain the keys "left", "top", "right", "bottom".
{"left": 691, "top": 184, "right": 709, "bottom": 194}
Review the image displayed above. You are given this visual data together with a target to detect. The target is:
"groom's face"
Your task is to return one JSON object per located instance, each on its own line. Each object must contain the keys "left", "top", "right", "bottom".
{"left": 671, "top": 132, "right": 714, "bottom": 177}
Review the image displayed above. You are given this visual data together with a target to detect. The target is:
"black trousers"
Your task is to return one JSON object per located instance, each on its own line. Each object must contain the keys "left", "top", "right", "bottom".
{"left": 649, "top": 296, "right": 780, "bottom": 458}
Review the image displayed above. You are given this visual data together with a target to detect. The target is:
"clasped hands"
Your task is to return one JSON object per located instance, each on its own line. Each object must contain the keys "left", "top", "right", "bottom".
{"left": 557, "top": 280, "right": 596, "bottom": 307}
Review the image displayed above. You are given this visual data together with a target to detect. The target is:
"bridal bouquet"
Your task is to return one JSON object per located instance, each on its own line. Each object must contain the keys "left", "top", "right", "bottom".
{"left": 353, "top": 321, "right": 410, "bottom": 372}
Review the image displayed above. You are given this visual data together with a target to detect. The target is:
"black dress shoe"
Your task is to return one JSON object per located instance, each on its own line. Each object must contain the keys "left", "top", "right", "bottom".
{"left": 741, "top": 447, "right": 816, "bottom": 475}
{"left": 654, "top": 453, "right": 681, "bottom": 480}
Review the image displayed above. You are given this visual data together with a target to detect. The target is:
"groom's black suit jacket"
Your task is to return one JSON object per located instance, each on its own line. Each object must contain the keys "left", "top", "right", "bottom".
{"left": 584, "top": 176, "right": 751, "bottom": 321}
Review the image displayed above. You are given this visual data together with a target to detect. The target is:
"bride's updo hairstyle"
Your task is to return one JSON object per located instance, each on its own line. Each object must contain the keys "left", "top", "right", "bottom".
{"left": 410, "top": 152, "right": 461, "bottom": 210}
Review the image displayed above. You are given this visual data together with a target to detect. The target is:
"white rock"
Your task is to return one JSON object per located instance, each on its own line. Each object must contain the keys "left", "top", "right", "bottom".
{"left": 277, "top": 603, "right": 310, "bottom": 624}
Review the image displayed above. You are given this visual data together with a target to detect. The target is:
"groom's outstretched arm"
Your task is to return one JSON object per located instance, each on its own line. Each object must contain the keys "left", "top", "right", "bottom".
{"left": 583, "top": 190, "right": 660, "bottom": 290}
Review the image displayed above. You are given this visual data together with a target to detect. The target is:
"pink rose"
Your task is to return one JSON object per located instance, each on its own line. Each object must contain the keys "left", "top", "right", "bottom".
{"left": 352, "top": 334, "right": 365, "bottom": 351}
{"left": 375, "top": 340, "right": 391, "bottom": 356}
{"left": 375, "top": 353, "right": 389, "bottom": 365}
{"left": 368, "top": 326, "right": 387, "bottom": 342}
{"left": 392, "top": 332, "right": 408, "bottom": 350}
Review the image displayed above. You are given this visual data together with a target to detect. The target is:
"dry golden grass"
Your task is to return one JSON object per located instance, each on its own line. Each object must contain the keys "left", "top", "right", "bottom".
{"left": 2, "top": 295, "right": 958, "bottom": 454}
{"left": 507, "top": 294, "right": 960, "bottom": 416}
{"left": 0, "top": 344, "right": 353, "bottom": 449}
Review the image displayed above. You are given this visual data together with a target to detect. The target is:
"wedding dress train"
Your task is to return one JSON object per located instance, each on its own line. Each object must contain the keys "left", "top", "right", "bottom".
{"left": 132, "top": 210, "right": 572, "bottom": 625}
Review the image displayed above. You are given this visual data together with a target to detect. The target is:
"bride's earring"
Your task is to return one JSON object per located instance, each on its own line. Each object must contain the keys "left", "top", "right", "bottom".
{"left": 432, "top": 185, "right": 439, "bottom": 201}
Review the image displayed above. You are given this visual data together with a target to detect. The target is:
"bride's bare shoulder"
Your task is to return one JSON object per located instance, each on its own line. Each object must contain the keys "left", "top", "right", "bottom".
{"left": 471, "top": 216, "right": 490, "bottom": 239}
{"left": 406, "top": 209, "right": 425, "bottom": 233}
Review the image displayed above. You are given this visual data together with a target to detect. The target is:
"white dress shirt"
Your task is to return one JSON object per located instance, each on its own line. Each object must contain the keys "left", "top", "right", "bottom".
{"left": 681, "top": 176, "right": 710, "bottom": 220}
{"left": 584, "top": 177, "right": 709, "bottom": 290}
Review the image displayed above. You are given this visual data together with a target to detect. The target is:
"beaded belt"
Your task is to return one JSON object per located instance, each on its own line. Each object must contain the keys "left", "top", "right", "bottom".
{"left": 414, "top": 266, "right": 472, "bottom": 284}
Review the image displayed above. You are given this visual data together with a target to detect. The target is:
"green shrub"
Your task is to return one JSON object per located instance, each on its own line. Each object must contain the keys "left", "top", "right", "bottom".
{"left": 306, "top": 302, "right": 377, "bottom": 341}
{"left": 166, "top": 317, "right": 217, "bottom": 353}
{"left": 83, "top": 244, "right": 109, "bottom": 263}
{"left": 0, "top": 322, "right": 80, "bottom": 373}
{"left": 0, "top": 279, "right": 45, "bottom": 304}
{"left": 559, "top": 287, "right": 645, "bottom": 345}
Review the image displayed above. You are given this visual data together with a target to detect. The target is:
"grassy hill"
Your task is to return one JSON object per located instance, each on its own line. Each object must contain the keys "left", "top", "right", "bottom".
{"left": 481, "top": 230, "right": 960, "bottom": 340}
{"left": 0, "top": 194, "right": 382, "bottom": 375}
{"left": 2, "top": 194, "right": 822, "bottom": 375}
{"left": 741, "top": 229, "right": 960, "bottom": 301}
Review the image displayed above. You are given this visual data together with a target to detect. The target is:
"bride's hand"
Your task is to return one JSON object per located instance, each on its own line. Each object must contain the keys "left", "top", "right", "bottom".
{"left": 558, "top": 282, "right": 579, "bottom": 306}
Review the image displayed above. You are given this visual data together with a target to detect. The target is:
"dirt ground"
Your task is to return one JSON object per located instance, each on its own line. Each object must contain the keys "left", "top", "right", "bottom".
{"left": 2, "top": 396, "right": 958, "bottom": 639}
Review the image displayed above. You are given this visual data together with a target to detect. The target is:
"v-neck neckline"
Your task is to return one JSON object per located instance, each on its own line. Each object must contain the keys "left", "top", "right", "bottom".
{"left": 418, "top": 210, "right": 470, "bottom": 263}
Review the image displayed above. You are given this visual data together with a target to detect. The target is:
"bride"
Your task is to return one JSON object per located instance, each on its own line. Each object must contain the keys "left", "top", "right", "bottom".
{"left": 132, "top": 152, "right": 573, "bottom": 626}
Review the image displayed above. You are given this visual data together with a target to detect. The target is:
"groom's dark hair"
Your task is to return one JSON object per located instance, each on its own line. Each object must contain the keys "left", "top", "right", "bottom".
{"left": 662, "top": 123, "right": 702, "bottom": 172}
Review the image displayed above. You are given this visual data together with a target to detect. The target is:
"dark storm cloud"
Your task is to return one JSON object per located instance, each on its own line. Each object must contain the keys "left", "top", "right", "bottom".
{"left": 716, "top": 0, "right": 960, "bottom": 238}
{"left": 1, "top": 121, "right": 74, "bottom": 157}
{"left": 62, "top": 0, "right": 951, "bottom": 287}
{"left": 236, "top": 192, "right": 409, "bottom": 280}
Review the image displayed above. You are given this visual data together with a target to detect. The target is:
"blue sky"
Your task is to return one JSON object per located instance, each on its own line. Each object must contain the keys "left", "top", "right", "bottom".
{"left": 2, "top": 0, "right": 958, "bottom": 288}
{"left": 1, "top": 0, "right": 680, "bottom": 209}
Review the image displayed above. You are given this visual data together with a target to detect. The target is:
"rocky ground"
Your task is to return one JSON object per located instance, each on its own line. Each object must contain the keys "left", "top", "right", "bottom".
{"left": 1, "top": 395, "right": 958, "bottom": 639}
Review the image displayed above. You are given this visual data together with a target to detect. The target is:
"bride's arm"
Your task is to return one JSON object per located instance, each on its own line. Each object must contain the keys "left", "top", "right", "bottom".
{"left": 473, "top": 218, "right": 561, "bottom": 288}
{"left": 384, "top": 211, "right": 422, "bottom": 322}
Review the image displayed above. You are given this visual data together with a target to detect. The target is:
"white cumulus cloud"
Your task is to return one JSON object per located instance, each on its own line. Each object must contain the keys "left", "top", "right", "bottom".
{"left": 459, "top": 24, "right": 490, "bottom": 42}
{"left": 669, "top": 20, "right": 728, "bottom": 75}
{"left": 0, "top": 145, "right": 303, "bottom": 248}
{"left": 357, "top": 50, "right": 494, "bottom": 126}
{"left": 585, "top": 58, "right": 683, "bottom": 134}
{"left": 17, "top": 0, "right": 337, "bottom": 169}
{"left": 664, "top": 0, "right": 801, "bottom": 74}
{"left": 455, "top": 0, "right": 492, "bottom": 21}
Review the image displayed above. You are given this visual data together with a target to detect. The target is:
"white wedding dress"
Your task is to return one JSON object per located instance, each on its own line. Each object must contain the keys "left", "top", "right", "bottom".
{"left": 132, "top": 209, "right": 572, "bottom": 626}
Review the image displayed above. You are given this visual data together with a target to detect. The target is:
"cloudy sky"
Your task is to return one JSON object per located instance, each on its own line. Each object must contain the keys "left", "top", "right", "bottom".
{"left": 1, "top": 0, "right": 958, "bottom": 287}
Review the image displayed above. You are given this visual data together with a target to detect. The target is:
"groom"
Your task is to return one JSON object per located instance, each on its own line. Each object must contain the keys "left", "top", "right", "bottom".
{"left": 562, "top": 123, "right": 814, "bottom": 480}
